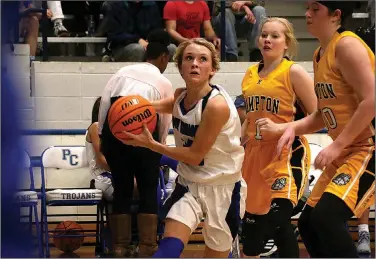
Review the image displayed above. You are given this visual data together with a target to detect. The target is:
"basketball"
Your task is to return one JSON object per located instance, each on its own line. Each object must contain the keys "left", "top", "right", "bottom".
{"left": 53, "top": 221, "right": 84, "bottom": 253}
{"left": 108, "top": 95, "right": 157, "bottom": 140}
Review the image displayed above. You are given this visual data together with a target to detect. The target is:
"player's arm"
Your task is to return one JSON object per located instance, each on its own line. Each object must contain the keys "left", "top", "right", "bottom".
{"left": 151, "top": 88, "right": 185, "bottom": 114}
{"left": 88, "top": 122, "right": 110, "bottom": 171}
{"left": 281, "top": 64, "right": 325, "bottom": 135}
{"left": 331, "top": 37, "right": 375, "bottom": 149}
{"left": 152, "top": 95, "right": 229, "bottom": 165}
{"left": 287, "top": 110, "right": 325, "bottom": 135}
{"left": 290, "top": 64, "right": 317, "bottom": 115}
{"left": 257, "top": 64, "right": 325, "bottom": 136}
{"left": 123, "top": 95, "right": 230, "bottom": 166}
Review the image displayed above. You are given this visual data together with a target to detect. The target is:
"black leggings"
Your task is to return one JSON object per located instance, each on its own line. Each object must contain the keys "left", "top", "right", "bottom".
{"left": 101, "top": 111, "right": 161, "bottom": 215}
{"left": 242, "top": 198, "right": 299, "bottom": 257}
{"left": 298, "top": 193, "right": 358, "bottom": 258}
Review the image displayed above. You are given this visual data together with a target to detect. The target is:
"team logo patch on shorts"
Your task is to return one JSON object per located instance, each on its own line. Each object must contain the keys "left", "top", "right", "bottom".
{"left": 332, "top": 173, "right": 351, "bottom": 186}
{"left": 271, "top": 177, "right": 287, "bottom": 190}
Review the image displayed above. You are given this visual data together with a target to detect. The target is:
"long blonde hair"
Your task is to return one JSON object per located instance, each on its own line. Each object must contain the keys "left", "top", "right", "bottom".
{"left": 259, "top": 17, "right": 299, "bottom": 59}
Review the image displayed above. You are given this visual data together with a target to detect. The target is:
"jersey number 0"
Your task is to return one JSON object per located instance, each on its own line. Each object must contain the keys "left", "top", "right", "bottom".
{"left": 322, "top": 107, "right": 337, "bottom": 129}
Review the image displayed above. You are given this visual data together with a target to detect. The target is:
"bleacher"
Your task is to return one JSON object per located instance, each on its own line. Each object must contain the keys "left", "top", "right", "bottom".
{"left": 25, "top": 1, "right": 371, "bottom": 62}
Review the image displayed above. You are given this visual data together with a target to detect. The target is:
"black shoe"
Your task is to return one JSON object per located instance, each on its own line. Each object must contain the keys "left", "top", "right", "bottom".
{"left": 260, "top": 239, "right": 277, "bottom": 257}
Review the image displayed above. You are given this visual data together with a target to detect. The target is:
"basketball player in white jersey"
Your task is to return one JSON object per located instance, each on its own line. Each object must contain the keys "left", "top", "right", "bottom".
{"left": 121, "top": 38, "right": 246, "bottom": 258}
{"left": 85, "top": 97, "right": 114, "bottom": 201}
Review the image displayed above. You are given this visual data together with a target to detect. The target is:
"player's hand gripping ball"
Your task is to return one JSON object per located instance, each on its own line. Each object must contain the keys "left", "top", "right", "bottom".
{"left": 108, "top": 95, "right": 157, "bottom": 141}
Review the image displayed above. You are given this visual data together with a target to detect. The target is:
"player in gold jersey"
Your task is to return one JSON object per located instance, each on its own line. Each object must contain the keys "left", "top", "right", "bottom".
{"left": 240, "top": 17, "right": 318, "bottom": 257}
{"left": 276, "top": 1, "right": 375, "bottom": 257}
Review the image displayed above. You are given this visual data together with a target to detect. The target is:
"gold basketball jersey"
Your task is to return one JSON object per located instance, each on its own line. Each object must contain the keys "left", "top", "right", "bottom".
{"left": 242, "top": 58, "right": 297, "bottom": 144}
{"left": 313, "top": 30, "right": 375, "bottom": 145}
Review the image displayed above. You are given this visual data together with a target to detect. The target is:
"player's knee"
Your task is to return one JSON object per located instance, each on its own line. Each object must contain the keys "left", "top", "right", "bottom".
{"left": 241, "top": 213, "right": 266, "bottom": 256}
{"left": 310, "top": 204, "right": 332, "bottom": 232}
{"left": 310, "top": 208, "right": 340, "bottom": 240}
{"left": 269, "top": 198, "right": 293, "bottom": 227}
{"left": 297, "top": 205, "right": 313, "bottom": 231}
{"left": 292, "top": 198, "right": 306, "bottom": 217}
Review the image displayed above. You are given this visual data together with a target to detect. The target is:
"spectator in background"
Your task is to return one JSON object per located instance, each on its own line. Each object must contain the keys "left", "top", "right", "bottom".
{"left": 25, "top": 1, "right": 69, "bottom": 37}
{"left": 19, "top": 1, "right": 70, "bottom": 60}
{"left": 212, "top": 0, "right": 266, "bottom": 61}
{"left": 47, "top": 1, "right": 69, "bottom": 37}
{"left": 19, "top": 1, "right": 51, "bottom": 60}
{"left": 59, "top": 1, "right": 103, "bottom": 36}
{"left": 164, "top": 1, "right": 221, "bottom": 55}
{"left": 102, "top": 1, "right": 174, "bottom": 62}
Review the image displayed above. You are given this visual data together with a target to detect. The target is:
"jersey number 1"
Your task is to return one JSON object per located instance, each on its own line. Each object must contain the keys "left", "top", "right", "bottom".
{"left": 322, "top": 107, "right": 337, "bottom": 129}
{"left": 255, "top": 124, "right": 263, "bottom": 140}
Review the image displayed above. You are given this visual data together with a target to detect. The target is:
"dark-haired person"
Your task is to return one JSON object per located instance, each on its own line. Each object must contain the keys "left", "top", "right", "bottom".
{"left": 98, "top": 30, "right": 173, "bottom": 258}
{"left": 278, "top": 1, "right": 375, "bottom": 257}
{"left": 85, "top": 97, "right": 114, "bottom": 200}
{"left": 102, "top": 1, "right": 176, "bottom": 62}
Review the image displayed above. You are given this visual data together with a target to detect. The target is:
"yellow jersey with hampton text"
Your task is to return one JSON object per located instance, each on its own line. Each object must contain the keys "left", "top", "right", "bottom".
{"left": 242, "top": 58, "right": 297, "bottom": 145}
{"left": 313, "top": 30, "right": 375, "bottom": 146}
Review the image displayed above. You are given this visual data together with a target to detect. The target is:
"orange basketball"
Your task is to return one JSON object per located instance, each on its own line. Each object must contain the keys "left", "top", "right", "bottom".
{"left": 108, "top": 95, "right": 157, "bottom": 141}
{"left": 53, "top": 221, "right": 84, "bottom": 253}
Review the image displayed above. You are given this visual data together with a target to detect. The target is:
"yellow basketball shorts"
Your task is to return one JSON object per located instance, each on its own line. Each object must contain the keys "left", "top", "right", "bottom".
{"left": 307, "top": 145, "right": 375, "bottom": 218}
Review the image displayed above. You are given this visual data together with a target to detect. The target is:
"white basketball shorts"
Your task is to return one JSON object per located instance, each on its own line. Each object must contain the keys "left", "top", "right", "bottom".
{"left": 165, "top": 176, "right": 247, "bottom": 252}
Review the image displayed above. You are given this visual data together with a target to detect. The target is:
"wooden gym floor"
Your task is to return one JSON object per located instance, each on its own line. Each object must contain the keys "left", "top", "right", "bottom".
{"left": 50, "top": 243, "right": 375, "bottom": 258}
{"left": 48, "top": 218, "right": 375, "bottom": 258}
{"left": 47, "top": 218, "right": 375, "bottom": 258}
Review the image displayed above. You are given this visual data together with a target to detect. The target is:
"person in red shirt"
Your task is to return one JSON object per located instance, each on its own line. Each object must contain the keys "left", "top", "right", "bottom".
{"left": 164, "top": 1, "right": 220, "bottom": 53}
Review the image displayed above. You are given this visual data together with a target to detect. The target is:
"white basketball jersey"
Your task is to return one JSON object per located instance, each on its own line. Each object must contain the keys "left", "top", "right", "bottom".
{"left": 172, "top": 85, "right": 245, "bottom": 185}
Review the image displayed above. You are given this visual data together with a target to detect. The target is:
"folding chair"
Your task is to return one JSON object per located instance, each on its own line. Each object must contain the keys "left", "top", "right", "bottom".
{"left": 14, "top": 150, "right": 44, "bottom": 257}
{"left": 40, "top": 146, "right": 106, "bottom": 257}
